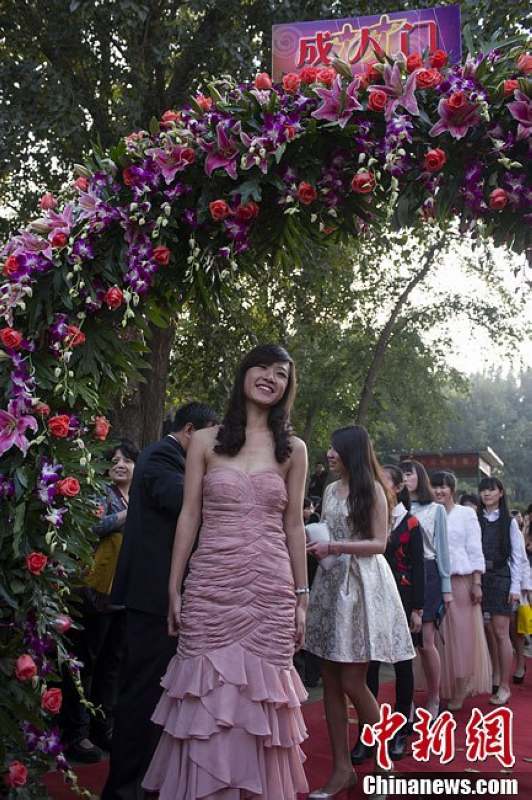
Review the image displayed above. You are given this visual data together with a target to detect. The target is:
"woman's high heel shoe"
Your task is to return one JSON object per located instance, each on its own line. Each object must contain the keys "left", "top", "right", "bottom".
{"left": 308, "top": 772, "right": 357, "bottom": 799}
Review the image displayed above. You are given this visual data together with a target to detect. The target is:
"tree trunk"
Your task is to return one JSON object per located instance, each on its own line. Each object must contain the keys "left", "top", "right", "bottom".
{"left": 356, "top": 235, "right": 447, "bottom": 426}
{"left": 109, "top": 323, "right": 174, "bottom": 449}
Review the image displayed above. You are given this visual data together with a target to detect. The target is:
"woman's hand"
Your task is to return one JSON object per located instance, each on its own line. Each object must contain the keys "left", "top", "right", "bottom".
{"left": 294, "top": 601, "right": 307, "bottom": 652}
{"left": 470, "top": 583, "right": 483, "bottom": 605}
{"left": 410, "top": 610, "right": 422, "bottom": 634}
{"left": 306, "top": 541, "right": 330, "bottom": 560}
{"left": 508, "top": 591, "right": 520, "bottom": 607}
{"left": 442, "top": 592, "right": 453, "bottom": 608}
{"left": 168, "top": 592, "right": 181, "bottom": 637}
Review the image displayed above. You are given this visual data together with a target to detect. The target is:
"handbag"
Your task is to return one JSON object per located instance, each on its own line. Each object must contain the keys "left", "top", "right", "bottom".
{"left": 305, "top": 521, "right": 338, "bottom": 571}
{"left": 516, "top": 603, "right": 532, "bottom": 635}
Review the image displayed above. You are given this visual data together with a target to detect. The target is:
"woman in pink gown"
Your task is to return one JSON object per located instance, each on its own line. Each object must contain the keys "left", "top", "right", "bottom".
{"left": 142, "top": 344, "right": 309, "bottom": 799}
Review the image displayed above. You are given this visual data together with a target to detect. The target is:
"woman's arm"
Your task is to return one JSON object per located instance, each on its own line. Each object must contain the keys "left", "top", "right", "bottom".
{"left": 284, "top": 437, "right": 309, "bottom": 651}
{"left": 167, "top": 431, "right": 207, "bottom": 634}
{"left": 509, "top": 518, "right": 529, "bottom": 598}
{"left": 326, "top": 482, "right": 388, "bottom": 556}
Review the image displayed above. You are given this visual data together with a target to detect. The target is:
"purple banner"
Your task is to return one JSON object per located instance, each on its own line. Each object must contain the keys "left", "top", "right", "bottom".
{"left": 272, "top": 4, "right": 461, "bottom": 81}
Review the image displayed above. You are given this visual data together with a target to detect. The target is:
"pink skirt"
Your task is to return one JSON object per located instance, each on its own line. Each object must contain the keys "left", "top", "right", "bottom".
{"left": 438, "top": 574, "right": 492, "bottom": 699}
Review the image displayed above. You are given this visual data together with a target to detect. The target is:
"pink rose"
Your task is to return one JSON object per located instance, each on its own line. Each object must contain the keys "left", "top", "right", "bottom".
{"left": 41, "top": 687, "right": 63, "bottom": 715}
{"left": 489, "top": 188, "right": 508, "bottom": 210}
{"left": 423, "top": 148, "right": 447, "bottom": 172}
{"left": 39, "top": 193, "right": 57, "bottom": 210}
{"left": 160, "top": 110, "right": 180, "bottom": 127}
{"left": 367, "top": 90, "right": 387, "bottom": 112}
{"left": 195, "top": 94, "right": 213, "bottom": 112}
{"left": 53, "top": 614, "right": 72, "bottom": 634}
{"left": 351, "top": 171, "right": 376, "bottom": 194}
{"left": 254, "top": 72, "right": 272, "bottom": 90}
{"left": 517, "top": 53, "right": 532, "bottom": 74}
{"left": 15, "top": 654, "right": 37, "bottom": 682}
{"left": 48, "top": 414, "right": 70, "bottom": 438}
{"left": 73, "top": 176, "right": 89, "bottom": 192}
{"left": 4, "top": 762, "right": 28, "bottom": 788}
{"left": 503, "top": 79, "right": 519, "bottom": 96}
{"left": 299, "top": 67, "right": 318, "bottom": 85}
{"left": 56, "top": 477, "right": 81, "bottom": 498}
{"left": 316, "top": 67, "right": 336, "bottom": 86}
{"left": 209, "top": 199, "right": 230, "bottom": 221}
{"left": 94, "top": 415, "right": 111, "bottom": 441}
{"left": 25, "top": 552, "right": 48, "bottom": 575}
{"left": 282, "top": 72, "right": 301, "bottom": 94}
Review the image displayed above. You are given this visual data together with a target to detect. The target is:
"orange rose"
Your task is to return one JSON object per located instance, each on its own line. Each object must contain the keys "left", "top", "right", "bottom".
{"left": 299, "top": 66, "right": 318, "bottom": 84}
{"left": 160, "top": 110, "right": 180, "bottom": 126}
{"left": 56, "top": 477, "right": 81, "bottom": 498}
{"left": 351, "top": 171, "right": 376, "bottom": 194}
{"left": 447, "top": 91, "right": 466, "bottom": 110}
{"left": 282, "top": 72, "right": 301, "bottom": 94}
{"left": 416, "top": 68, "right": 442, "bottom": 89}
{"left": 406, "top": 52, "right": 423, "bottom": 72}
{"left": 254, "top": 72, "right": 272, "bottom": 90}
{"left": 367, "top": 90, "right": 387, "bottom": 112}
{"left": 48, "top": 414, "right": 71, "bottom": 438}
{"left": 489, "top": 188, "right": 508, "bottom": 210}
{"left": 503, "top": 79, "right": 519, "bottom": 96}
{"left": 25, "top": 552, "right": 48, "bottom": 575}
{"left": 316, "top": 67, "right": 336, "bottom": 86}
{"left": 209, "top": 199, "right": 230, "bottom": 221}
{"left": 153, "top": 245, "right": 171, "bottom": 266}
{"left": 517, "top": 53, "right": 532, "bottom": 74}
{"left": 15, "top": 654, "right": 37, "bottom": 682}
{"left": 4, "top": 762, "right": 28, "bottom": 788}
{"left": 0, "top": 327, "right": 23, "bottom": 351}
{"left": 195, "top": 94, "right": 213, "bottom": 112}
{"left": 297, "top": 182, "right": 318, "bottom": 205}
{"left": 94, "top": 415, "right": 111, "bottom": 441}
{"left": 430, "top": 49, "right": 448, "bottom": 68}
{"left": 65, "top": 325, "right": 86, "bottom": 348}
{"left": 423, "top": 148, "right": 447, "bottom": 172}
{"left": 41, "top": 687, "right": 62, "bottom": 715}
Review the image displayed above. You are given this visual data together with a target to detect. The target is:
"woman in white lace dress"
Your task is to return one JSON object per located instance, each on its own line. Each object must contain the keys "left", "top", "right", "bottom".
{"left": 305, "top": 426, "right": 414, "bottom": 799}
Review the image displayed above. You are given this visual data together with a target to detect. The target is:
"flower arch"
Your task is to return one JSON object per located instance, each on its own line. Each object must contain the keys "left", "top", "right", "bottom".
{"left": 0, "top": 43, "right": 530, "bottom": 792}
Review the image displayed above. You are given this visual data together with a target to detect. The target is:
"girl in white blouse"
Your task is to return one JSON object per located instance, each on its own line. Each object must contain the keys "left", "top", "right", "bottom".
{"left": 431, "top": 471, "right": 491, "bottom": 709}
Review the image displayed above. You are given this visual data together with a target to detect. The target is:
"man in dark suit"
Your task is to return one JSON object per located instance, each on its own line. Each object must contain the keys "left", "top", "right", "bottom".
{"left": 102, "top": 401, "right": 218, "bottom": 800}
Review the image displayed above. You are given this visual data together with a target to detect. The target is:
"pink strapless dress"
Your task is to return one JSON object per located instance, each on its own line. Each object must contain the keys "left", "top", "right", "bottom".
{"left": 142, "top": 467, "right": 309, "bottom": 799}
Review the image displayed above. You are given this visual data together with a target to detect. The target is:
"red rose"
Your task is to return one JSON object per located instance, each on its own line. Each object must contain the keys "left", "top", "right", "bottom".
{"left": 3, "top": 255, "right": 20, "bottom": 278}
{"left": 350, "top": 171, "right": 376, "bottom": 194}
{"left": 209, "top": 199, "right": 230, "bottom": 221}
{"left": 254, "top": 72, "right": 272, "bottom": 90}
{"left": 180, "top": 147, "right": 195, "bottom": 165}
{"left": 104, "top": 286, "right": 124, "bottom": 310}
{"left": 53, "top": 614, "right": 72, "bottom": 634}
{"left": 0, "top": 327, "right": 23, "bottom": 351}
{"left": 35, "top": 402, "right": 51, "bottom": 417}
{"left": 160, "top": 109, "right": 180, "bottom": 126}
{"left": 56, "top": 477, "right": 81, "bottom": 498}
{"left": 489, "top": 188, "right": 508, "bottom": 210}
{"left": 297, "top": 181, "right": 318, "bottom": 205}
{"left": 363, "top": 61, "right": 381, "bottom": 84}
{"left": 153, "top": 245, "right": 171, "bottom": 266}
{"left": 195, "top": 94, "right": 213, "bottom": 112}
{"left": 41, "top": 687, "right": 62, "bottom": 715}
{"left": 65, "top": 325, "right": 86, "bottom": 348}
{"left": 73, "top": 176, "right": 89, "bottom": 192}
{"left": 284, "top": 124, "right": 297, "bottom": 140}
{"left": 367, "top": 89, "right": 387, "bottom": 112}
{"left": 235, "top": 201, "right": 260, "bottom": 222}
{"left": 5, "top": 762, "right": 28, "bottom": 788}
{"left": 39, "top": 193, "right": 57, "bottom": 211}
{"left": 26, "top": 552, "right": 48, "bottom": 575}
{"left": 430, "top": 49, "right": 448, "bottom": 69}
{"left": 51, "top": 230, "right": 68, "bottom": 248}
{"left": 122, "top": 166, "right": 135, "bottom": 186}
{"left": 406, "top": 52, "right": 423, "bottom": 72}
{"left": 48, "top": 414, "right": 71, "bottom": 438}
{"left": 317, "top": 67, "right": 336, "bottom": 86}
{"left": 299, "top": 66, "right": 318, "bottom": 84}
{"left": 423, "top": 148, "right": 447, "bottom": 173}
{"left": 517, "top": 53, "right": 532, "bottom": 74}
{"left": 447, "top": 91, "right": 466, "bottom": 110}
{"left": 503, "top": 79, "right": 519, "bottom": 96}
{"left": 94, "top": 415, "right": 111, "bottom": 441}
{"left": 282, "top": 72, "right": 301, "bottom": 94}
{"left": 416, "top": 68, "right": 442, "bottom": 89}
{"left": 15, "top": 654, "right": 37, "bottom": 682}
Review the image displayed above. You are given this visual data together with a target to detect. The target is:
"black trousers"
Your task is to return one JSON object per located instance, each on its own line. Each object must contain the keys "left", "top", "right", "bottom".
{"left": 367, "top": 659, "right": 414, "bottom": 721}
{"left": 101, "top": 609, "right": 177, "bottom": 800}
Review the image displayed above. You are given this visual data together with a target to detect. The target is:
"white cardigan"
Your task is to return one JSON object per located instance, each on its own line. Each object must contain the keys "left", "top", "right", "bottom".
{"left": 446, "top": 504, "right": 485, "bottom": 576}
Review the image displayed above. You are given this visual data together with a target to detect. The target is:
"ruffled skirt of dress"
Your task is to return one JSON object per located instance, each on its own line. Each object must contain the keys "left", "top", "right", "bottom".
{"left": 142, "top": 643, "right": 308, "bottom": 799}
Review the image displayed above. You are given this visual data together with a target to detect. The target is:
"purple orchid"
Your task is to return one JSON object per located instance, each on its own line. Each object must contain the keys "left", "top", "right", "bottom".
{"left": 0, "top": 474, "right": 15, "bottom": 499}
{"left": 70, "top": 237, "right": 95, "bottom": 262}
{"left": 240, "top": 132, "right": 271, "bottom": 173}
{"left": 0, "top": 400, "right": 38, "bottom": 457}
{"left": 429, "top": 91, "right": 482, "bottom": 140}
{"left": 312, "top": 76, "right": 363, "bottom": 128}
{"left": 44, "top": 506, "right": 68, "bottom": 527}
{"left": 369, "top": 64, "right": 420, "bottom": 121}
{"left": 201, "top": 122, "right": 240, "bottom": 179}
{"left": 508, "top": 91, "right": 532, "bottom": 140}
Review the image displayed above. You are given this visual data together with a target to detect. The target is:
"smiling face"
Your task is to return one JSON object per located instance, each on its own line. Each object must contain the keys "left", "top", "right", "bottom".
{"left": 433, "top": 483, "right": 453, "bottom": 506}
{"left": 480, "top": 484, "right": 504, "bottom": 511}
{"left": 109, "top": 448, "right": 135, "bottom": 488}
{"left": 243, "top": 361, "right": 290, "bottom": 407}
{"left": 326, "top": 444, "right": 347, "bottom": 478}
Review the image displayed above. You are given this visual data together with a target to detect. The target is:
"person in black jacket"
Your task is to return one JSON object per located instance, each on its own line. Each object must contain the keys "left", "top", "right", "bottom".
{"left": 102, "top": 401, "right": 218, "bottom": 800}
{"left": 351, "top": 464, "right": 425, "bottom": 765}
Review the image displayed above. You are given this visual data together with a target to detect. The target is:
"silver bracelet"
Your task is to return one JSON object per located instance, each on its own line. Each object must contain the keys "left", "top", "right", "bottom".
{"left": 295, "top": 587, "right": 310, "bottom": 595}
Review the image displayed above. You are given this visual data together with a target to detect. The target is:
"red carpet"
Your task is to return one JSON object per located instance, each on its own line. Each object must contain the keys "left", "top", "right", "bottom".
{"left": 44, "top": 681, "right": 532, "bottom": 799}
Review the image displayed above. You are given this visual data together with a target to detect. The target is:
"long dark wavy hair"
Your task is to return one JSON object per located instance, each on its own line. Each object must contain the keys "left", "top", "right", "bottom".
{"left": 478, "top": 476, "right": 511, "bottom": 561}
{"left": 214, "top": 344, "right": 296, "bottom": 463}
{"left": 383, "top": 464, "right": 410, "bottom": 510}
{"left": 331, "top": 425, "right": 392, "bottom": 539}
{"left": 399, "top": 459, "right": 435, "bottom": 505}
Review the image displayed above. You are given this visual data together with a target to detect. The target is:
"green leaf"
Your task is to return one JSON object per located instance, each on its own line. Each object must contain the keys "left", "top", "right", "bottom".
{"left": 232, "top": 179, "right": 262, "bottom": 203}
{"left": 149, "top": 116, "right": 160, "bottom": 136}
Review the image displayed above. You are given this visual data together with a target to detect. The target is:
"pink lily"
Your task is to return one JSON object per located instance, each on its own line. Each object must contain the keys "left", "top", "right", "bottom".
{"left": 0, "top": 400, "right": 38, "bottom": 457}
{"left": 508, "top": 91, "right": 532, "bottom": 140}
{"left": 312, "top": 76, "right": 363, "bottom": 128}
{"left": 202, "top": 122, "right": 240, "bottom": 179}
{"left": 149, "top": 146, "right": 196, "bottom": 184}
{"left": 368, "top": 63, "right": 420, "bottom": 121}
{"left": 429, "top": 92, "right": 482, "bottom": 140}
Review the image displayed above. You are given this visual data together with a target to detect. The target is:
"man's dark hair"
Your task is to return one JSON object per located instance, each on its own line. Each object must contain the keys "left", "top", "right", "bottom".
{"left": 170, "top": 402, "right": 219, "bottom": 432}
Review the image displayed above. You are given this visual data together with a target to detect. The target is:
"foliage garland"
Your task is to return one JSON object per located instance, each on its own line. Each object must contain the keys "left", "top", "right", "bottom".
{"left": 0, "top": 41, "right": 531, "bottom": 795}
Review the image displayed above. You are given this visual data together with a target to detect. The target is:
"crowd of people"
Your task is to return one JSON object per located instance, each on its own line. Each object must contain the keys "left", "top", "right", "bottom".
{"left": 57, "top": 343, "right": 532, "bottom": 800}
